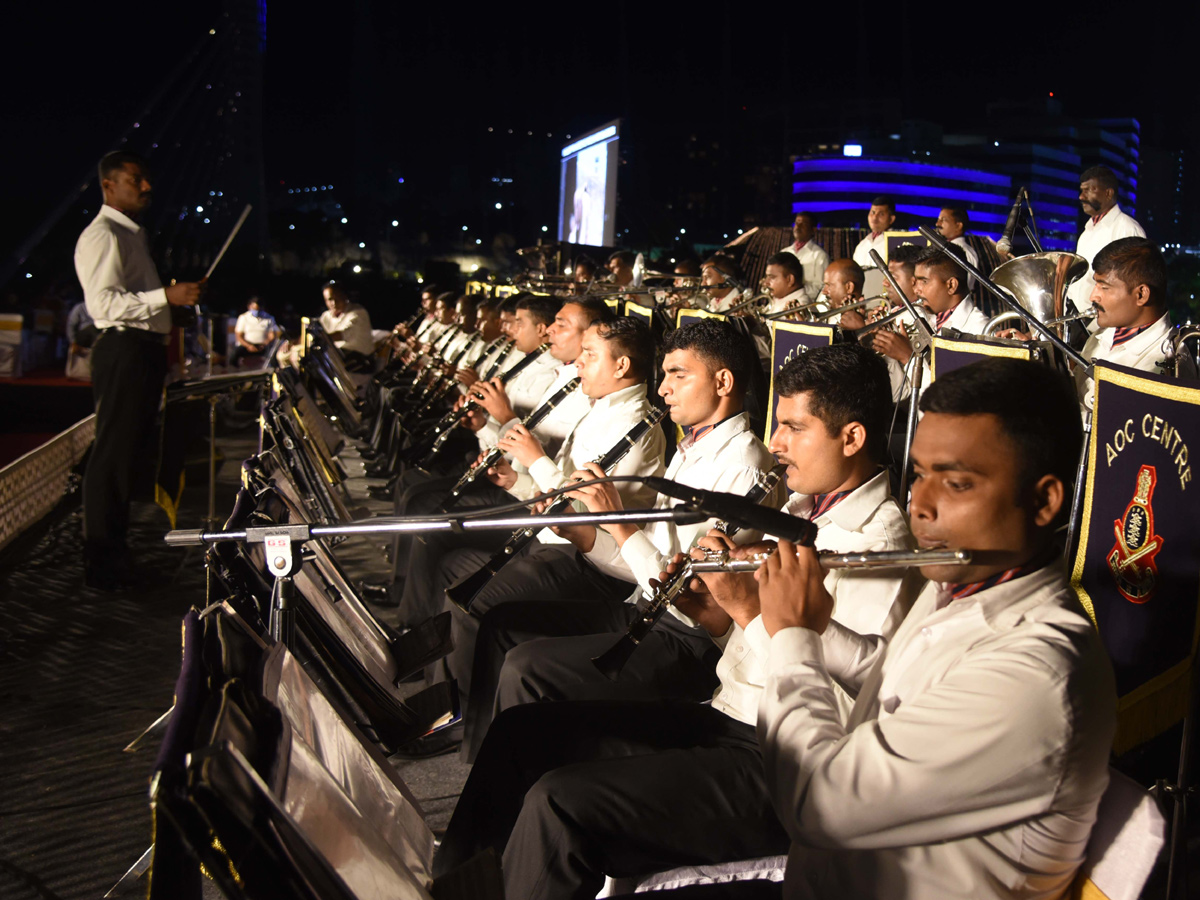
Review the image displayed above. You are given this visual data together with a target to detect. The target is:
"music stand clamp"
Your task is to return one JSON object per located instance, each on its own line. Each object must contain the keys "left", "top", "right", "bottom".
{"left": 256, "top": 524, "right": 309, "bottom": 646}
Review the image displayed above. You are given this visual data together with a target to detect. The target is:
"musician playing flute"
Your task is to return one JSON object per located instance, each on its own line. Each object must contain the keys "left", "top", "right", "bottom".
{"left": 757, "top": 359, "right": 1114, "bottom": 899}
{"left": 433, "top": 344, "right": 915, "bottom": 899}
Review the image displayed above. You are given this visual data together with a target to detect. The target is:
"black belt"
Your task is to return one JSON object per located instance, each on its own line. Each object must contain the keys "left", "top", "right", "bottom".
{"left": 97, "top": 326, "right": 170, "bottom": 346}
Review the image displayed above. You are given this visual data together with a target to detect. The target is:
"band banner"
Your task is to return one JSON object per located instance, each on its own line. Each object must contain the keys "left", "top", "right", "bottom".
{"left": 930, "top": 330, "right": 1034, "bottom": 382}
{"left": 603, "top": 298, "right": 620, "bottom": 312}
{"left": 764, "top": 321, "right": 838, "bottom": 441}
{"left": 1069, "top": 361, "right": 1200, "bottom": 754}
{"left": 623, "top": 300, "right": 654, "bottom": 329}
{"left": 676, "top": 308, "right": 725, "bottom": 328}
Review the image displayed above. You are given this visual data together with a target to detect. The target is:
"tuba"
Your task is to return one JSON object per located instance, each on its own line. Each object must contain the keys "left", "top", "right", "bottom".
{"left": 982, "top": 251, "right": 1089, "bottom": 337}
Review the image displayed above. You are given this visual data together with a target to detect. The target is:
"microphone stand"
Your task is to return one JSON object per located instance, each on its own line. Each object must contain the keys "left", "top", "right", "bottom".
{"left": 165, "top": 507, "right": 707, "bottom": 647}
{"left": 869, "top": 249, "right": 935, "bottom": 503}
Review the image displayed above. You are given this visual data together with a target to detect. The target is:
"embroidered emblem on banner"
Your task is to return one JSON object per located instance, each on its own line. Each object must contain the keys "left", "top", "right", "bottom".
{"left": 1107, "top": 465, "right": 1164, "bottom": 604}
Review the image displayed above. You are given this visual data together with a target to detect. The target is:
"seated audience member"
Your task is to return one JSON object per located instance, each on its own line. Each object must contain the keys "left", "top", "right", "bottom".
{"left": 228, "top": 296, "right": 279, "bottom": 368}
{"left": 782, "top": 211, "right": 828, "bottom": 302}
{"left": 433, "top": 344, "right": 915, "bottom": 899}
{"left": 757, "top": 358, "right": 1115, "bottom": 899}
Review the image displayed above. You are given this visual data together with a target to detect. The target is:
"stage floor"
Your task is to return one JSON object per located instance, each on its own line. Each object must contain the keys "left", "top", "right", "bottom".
{"left": 0, "top": 431, "right": 469, "bottom": 899}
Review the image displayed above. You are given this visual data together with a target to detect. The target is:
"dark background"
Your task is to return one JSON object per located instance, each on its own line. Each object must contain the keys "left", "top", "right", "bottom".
{"left": 3, "top": 0, "right": 1198, "bottom": 316}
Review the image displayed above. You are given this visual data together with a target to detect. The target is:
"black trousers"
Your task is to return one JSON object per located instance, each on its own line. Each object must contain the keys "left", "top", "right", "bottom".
{"left": 84, "top": 330, "right": 167, "bottom": 570}
{"left": 465, "top": 604, "right": 721, "bottom": 760}
{"left": 434, "top": 700, "right": 790, "bottom": 900}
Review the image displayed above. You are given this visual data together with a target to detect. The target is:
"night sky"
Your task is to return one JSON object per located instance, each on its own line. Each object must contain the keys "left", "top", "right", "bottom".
{"left": 4, "top": 0, "right": 1199, "bottom": 259}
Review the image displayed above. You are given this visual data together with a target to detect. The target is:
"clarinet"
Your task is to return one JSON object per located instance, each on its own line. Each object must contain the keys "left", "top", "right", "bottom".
{"left": 409, "top": 325, "right": 466, "bottom": 403}
{"left": 591, "top": 463, "right": 787, "bottom": 680}
{"left": 441, "top": 376, "right": 582, "bottom": 510}
{"left": 406, "top": 333, "right": 483, "bottom": 420}
{"left": 445, "top": 406, "right": 667, "bottom": 613}
{"left": 417, "top": 343, "right": 551, "bottom": 464}
{"left": 481, "top": 339, "right": 516, "bottom": 380}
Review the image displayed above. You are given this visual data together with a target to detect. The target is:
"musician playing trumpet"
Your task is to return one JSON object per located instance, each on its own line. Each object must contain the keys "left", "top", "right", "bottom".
{"left": 763, "top": 252, "right": 808, "bottom": 314}
{"left": 700, "top": 253, "right": 743, "bottom": 313}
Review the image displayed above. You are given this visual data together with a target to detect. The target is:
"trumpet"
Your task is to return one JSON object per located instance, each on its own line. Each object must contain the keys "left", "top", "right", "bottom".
{"left": 721, "top": 292, "right": 772, "bottom": 315}
{"left": 809, "top": 295, "right": 889, "bottom": 321}
{"left": 690, "top": 546, "right": 972, "bottom": 573}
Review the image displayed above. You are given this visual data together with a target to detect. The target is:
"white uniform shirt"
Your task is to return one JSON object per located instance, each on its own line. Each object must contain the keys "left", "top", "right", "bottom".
{"left": 935, "top": 295, "right": 990, "bottom": 336}
{"left": 852, "top": 232, "right": 889, "bottom": 268}
{"left": 759, "top": 562, "right": 1116, "bottom": 900}
{"left": 74, "top": 205, "right": 170, "bottom": 333}
{"left": 475, "top": 349, "right": 559, "bottom": 449}
{"left": 1067, "top": 204, "right": 1146, "bottom": 311}
{"left": 710, "top": 288, "right": 742, "bottom": 313}
{"left": 767, "top": 288, "right": 807, "bottom": 316}
{"left": 584, "top": 413, "right": 784, "bottom": 591}
{"left": 1077, "top": 312, "right": 1173, "bottom": 411}
{"left": 517, "top": 382, "right": 666, "bottom": 544}
{"left": 950, "top": 235, "right": 979, "bottom": 290}
{"left": 491, "top": 363, "right": 590, "bottom": 464}
{"left": 710, "top": 470, "right": 914, "bottom": 725}
{"left": 235, "top": 310, "right": 277, "bottom": 346}
{"left": 319, "top": 303, "right": 374, "bottom": 355}
{"left": 782, "top": 241, "right": 830, "bottom": 302}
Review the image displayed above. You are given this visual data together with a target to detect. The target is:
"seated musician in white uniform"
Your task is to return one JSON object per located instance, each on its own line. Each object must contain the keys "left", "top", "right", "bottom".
{"left": 432, "top": 343, "right": 915, "bottom": 899}
{"left": 454, "top": 296, "right": 504, "bottom": 382}
{"left": 701, "top": 253, "right": 744, "bottom": 313}
{"left": 456, "top": 319, "right": 785, "bottom": 759}
{"left": 1075, "top": 237, "right": 1183, "bottom": 410}
{"left": 851, "top": 195, "right": 896, "bottom": 268}
{"left": 782, "top": 211, "right": 828, "bottom": 302}
{"left": 318, "top": 281, "right": 375, "bottom": 368}
{"left": 762, "top": 252, "right": 807, "bottom": 315}
{"left": 821, "top": 257, "right": 866, "bottom": 314}
{"left": 757, "top": 358, "right": 1115, "bottom": 900}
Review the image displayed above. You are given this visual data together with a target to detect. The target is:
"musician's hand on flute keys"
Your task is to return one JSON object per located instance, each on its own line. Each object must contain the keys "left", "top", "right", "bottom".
{"left": 693, "top": 532, "right": 770, "bottom": 629}
{"left": 757, "top": 539, "right": 834, "bottom": 637}
{"left": 497, "top": 423, "right": 545, "bottom": 468}
{"left": 655, "top": 553, "right": 732, "bottom": 637}
{"left": 870, "top": 328, "right": 913, "bottom": 365}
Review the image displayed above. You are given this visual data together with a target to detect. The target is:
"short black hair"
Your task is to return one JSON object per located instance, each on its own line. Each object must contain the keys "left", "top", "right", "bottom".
{"left": 920, "top": 358, "right": 1081, "bottom": 496}
{"left": 574, "top": 255, "right": 598, "bottom": 276}
{"left": 793, "top": 211, "right": 817, "bottom": 227}
{"left": 871, "top": 195, "right": 895, "bottom": 213}
{"left": 565, "top": 296, "right": 618, "bottom": 327}
{"left": 941, "top": 206, "right": 969, "bottom": 228}
{"left": 702, "top": 253, "right": 743, "bottom": 284}
{"left": 1092, "top": 236, "right": 1166, "bottom": 307}
{"left": 593, "top": 316, "right": 655, "bottom": 383}
{"left": 98, "top": 150, "right": 148, "bottom": 183}
{"left": 435, "top": 291, "right": 457, "bottom": 306}
{"left": 916, "top": 248, "right": 967, "bottom": 296}
{"left": 322, "top": 280, "right": 347, "bottom": 300}
{"left": 607, "top": 250, "right": 636, "bottom": 268}
{"left": 498, "top": 293, "right": 527, "bottom": 315}
{"left": 515, "top": 294, "right": 562, "bottom": 326}
{"left": 663, "top": 319, "right": 757, "bottom": 396}
{"left": 1081, "top": 165, "right": 1119, "bottom": 193}
{"left": 766, "top": 252, "right": 804, "bottom": 286}
{"left": 421, "top": 283, "right": 442, "bottom": 297}
{"left": 775, "top": 343, "right": 892, "bottom": 463}
{"left": 889, "top": 243, "right": 924, "bottom": 276}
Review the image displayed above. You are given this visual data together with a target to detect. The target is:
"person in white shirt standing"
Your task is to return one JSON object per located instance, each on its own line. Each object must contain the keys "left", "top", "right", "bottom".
{"left": 1076, "top": 236, "right": 1179, "bottom": 410}
{"left": 782, "top": 211, "right": 829, "bottom": 302}
{"left": 851, "top": 195, "right": 897, "bottom": 268}
{"left": 1066, "top": 165, "right": 1146, "bottom": 316}
{"left": 74, "top": 151, "right": 201, "bottom": 591}
{"left": 433, "top": 344, "right": 914, "bottom": 900}
{"left": 318, "top": 280, "right": 375, "bottom": 368}
{"left": 757, "top": 358, "right": 1115, "bottom": 900}
{"left": 228, "top": 296, "right": 278, "bottom": 368}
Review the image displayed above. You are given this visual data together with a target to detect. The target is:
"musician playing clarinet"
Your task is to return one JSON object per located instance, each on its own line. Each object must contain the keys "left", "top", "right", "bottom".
{"left": 432, "top": 344, "right": 916, "bottom": 900}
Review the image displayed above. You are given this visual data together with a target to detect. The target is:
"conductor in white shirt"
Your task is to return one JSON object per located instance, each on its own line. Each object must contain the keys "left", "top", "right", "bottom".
{"left": 1066, "top": 165, "right": 1146, "bottom": 315}
{"left": 757, "top": 359, "right": 1115, "bottom": 900}
{"left": 74, "top": 151, "right": 201, "bottom": 591}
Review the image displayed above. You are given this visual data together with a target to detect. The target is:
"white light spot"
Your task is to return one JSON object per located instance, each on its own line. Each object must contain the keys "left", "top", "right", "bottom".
{"left": 196, "top": 205, "right": 204, "bottom": 213}
{"left": 358, "top": 242, "right": 366, "bottom": 248}
{"left": 341, "top": 217, "right": 348, "bottom": 224}
{"left": 495, "top": 202, "right": 502, "bottom": 210}
{"left": 203, "top": 218, "right": 210, "bottom": 224}
{"left": 289, "top": 224, "right": 295, "bottom": 231}
{"left": 392, "top": 219, "right": 399, "bottom": 227}
{"left": 475, "top": 238, "right": 482, "bottom": 245}
{"left": 353, "top": 265, "right": 362, "bottom": 273}
{"left": 541, "top": 225, "right": 548, "bottom": 232}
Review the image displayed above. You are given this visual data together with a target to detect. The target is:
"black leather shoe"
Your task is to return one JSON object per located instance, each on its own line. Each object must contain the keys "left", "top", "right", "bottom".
{"left": 390, "top": 727, "right": 463, "bottom": 760}
{"left": 366, "top": 484, "right": 396, "bottom": 501}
